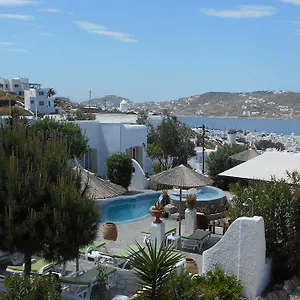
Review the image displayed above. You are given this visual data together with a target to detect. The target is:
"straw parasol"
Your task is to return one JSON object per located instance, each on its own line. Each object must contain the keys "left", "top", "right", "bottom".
{"left": 150, "top": 165, "right": 213, "bottom": 235}
{"left": 75, "top": 167, "right": 126, "bottom": 199}
{"left": 230, "top": 148, "right": 261, "bottom": 162}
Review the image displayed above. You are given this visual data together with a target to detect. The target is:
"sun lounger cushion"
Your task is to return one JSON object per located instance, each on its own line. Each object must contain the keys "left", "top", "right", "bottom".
{"left": 6, "top": 259, "right": 54, "bottom": 273}
{"left": 79, "top": 241, "right": 106, "bottom": 255}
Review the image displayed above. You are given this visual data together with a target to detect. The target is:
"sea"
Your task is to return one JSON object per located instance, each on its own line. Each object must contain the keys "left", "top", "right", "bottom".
{"left": 150, "top": 116, "right": 300, "bottom": 136}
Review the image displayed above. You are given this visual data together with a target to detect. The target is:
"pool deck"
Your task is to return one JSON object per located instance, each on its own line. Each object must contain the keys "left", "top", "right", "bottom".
{"left": 98, "top": 214, "right": 223, "bottom": 274}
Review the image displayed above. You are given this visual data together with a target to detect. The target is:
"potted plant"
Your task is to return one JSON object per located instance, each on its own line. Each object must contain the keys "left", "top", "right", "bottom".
{"left": 152, "top": 201, "right": 164, "bottom": 224}
{"left": 93, "top": 263, "right": 108, "bottom": 299}
{"left": 161, "top": 190, "right": 170, "bottom": 206}
{"left": 186, "top": 194, "right": 196, "bottom": 210}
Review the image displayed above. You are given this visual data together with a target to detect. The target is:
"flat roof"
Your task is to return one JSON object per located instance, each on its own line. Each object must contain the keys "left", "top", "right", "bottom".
{"left": 219, "top": 152, "right": 300, "bottom": 182}
{"left": 95, "top": 113, "right": 137, "bottom": 123}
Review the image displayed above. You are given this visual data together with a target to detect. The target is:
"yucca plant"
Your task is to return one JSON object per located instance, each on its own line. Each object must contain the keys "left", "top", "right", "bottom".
{"left": 186, "top": 194, "right": 196, "bottom": 209}
{"left": 153, "top": 201, "right": 163, "bottom": 211}
{"left": 128, "top": 241, "right": 182, "bottom": 300}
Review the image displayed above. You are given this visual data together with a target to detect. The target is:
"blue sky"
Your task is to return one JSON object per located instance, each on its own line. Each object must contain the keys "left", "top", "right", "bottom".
{"left": 1, "top": 0, "right": 300, "bottom": 102}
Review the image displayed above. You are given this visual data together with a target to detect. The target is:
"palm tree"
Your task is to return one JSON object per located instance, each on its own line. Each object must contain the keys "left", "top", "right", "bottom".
{"left": 47, "top": 88, "right": 56, "bottom": 98}
{"left": 128, "top": 241, "right": 182, "bottom": 300}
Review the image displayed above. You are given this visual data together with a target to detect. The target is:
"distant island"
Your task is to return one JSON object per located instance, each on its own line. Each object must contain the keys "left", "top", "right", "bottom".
{"left": 79, "top": 91, "right": 300, "bottom": 120}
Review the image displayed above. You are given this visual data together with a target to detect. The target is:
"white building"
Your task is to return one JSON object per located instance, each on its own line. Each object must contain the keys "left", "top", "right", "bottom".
{"left": 76, "top": 120, "right": 148, "bottom": 178}
{"left": 119, "top": 99, "right": 130, "bottom": 113}
{"left": 0, "top": 77, "right": 29, "bottom": 96}
{"left": 24, "top": 87, "right": 59, "bottom": 115}
{"left": 188, "top": 147, "right": 217, "bottom": 174}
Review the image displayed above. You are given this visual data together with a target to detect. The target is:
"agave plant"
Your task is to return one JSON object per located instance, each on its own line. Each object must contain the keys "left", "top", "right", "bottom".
{"left": 128, "top": 241, "right": 182, "bottom": 300}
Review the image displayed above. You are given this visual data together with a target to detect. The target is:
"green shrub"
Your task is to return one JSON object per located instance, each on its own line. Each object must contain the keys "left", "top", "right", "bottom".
{"left": 194, "top": 265, "right": 243, "bottom": 300}
{"left": 229, "top": 172, "right": 300, "bottom": 280}
{"left": 106, "top": 152, "right": 133, "bottom": 189}
{"left": 0, "top": 274, "right": 62, "bottom": 300}
{"left": 168, "top": 270, "right": 204, "bottom": 300}
{"left": 152, "top": 162, "right": 167, "bottom": 174}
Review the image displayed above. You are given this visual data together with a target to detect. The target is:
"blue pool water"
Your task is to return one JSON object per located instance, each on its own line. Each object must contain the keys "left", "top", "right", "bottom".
{"left": 99, "top": 192, "right": 160, "bottom": 224}
{"left": 170, "top": 186, "right": 225, "bottom": 202}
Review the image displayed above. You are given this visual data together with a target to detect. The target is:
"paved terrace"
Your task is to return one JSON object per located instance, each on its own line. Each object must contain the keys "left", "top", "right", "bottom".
{"left": 0, "top": 215, "right": 223, "bottom": 297}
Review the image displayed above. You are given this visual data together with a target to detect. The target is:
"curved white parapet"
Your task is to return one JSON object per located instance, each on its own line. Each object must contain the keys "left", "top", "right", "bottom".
{"left": 131, "top": 159, "right": 149, "bottom": 189}
{"left": 202, "top": 216, "right": 270, "bottom": 299}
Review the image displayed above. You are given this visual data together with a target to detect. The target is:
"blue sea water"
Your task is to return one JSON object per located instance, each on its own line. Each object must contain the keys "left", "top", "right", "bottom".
{"left": 151, "top": 116, "right": 300, "bottom": 135}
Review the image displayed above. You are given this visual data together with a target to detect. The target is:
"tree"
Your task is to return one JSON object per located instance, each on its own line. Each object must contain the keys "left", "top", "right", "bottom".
{"left": 228, "top": 172, "right": 300, "bottom": 280}
{"left": 106, "top": 152, "right": 133, "bottom": 189}
{"left": 47, "top": 88, "right": 56, "bottom": 98}
{"left": 147, "top": 113, "right": 196, "bottom": 169}
{"left": 0, "top": 274, "right": 62, "bottom": 300}
{"left": 0, "top": 119, "right": 100, "bottom": 275}
{"left": 31, "top": 117, "right": 88, "bottom": 158}
{"left": 205, "top": 144, "right": 247, "bottom": 185}
{"left": 136, "top": 110, "right": 149, "bottom": 125}
{"left": 129, "top": 241, "right": 182, "bottom": 300}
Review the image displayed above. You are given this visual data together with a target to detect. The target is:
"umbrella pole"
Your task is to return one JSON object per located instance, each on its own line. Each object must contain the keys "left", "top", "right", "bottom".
{"left": 179, "top": 187, "right": 182, "bottom": 236}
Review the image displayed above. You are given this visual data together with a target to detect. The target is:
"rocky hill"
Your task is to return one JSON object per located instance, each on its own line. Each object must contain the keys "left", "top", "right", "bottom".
{"left": 79, "top": 91, "right": 300, "bottom": 119}
{"left": 130, "top": 91, "right": 300, "bottom": 119}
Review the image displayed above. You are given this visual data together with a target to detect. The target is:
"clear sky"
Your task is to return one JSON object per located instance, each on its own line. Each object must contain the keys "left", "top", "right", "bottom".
{"left": 0, "top": 0, "right": 300, "bottom": 102}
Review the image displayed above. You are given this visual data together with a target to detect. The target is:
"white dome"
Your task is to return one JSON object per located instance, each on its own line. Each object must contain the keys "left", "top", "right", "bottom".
{"left": 120, "top": 99, "right": 128, "bottom": 104}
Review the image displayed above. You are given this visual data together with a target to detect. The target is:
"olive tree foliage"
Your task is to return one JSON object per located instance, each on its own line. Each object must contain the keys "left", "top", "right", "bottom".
{"left": 147, "top": 113, "right": 196, "bottom": 169}
{"left": 31, "top": 117, "right": 88, "bottom": 158}
{"left": 205, "top": 144, "right": 247, "bottom": 185}
{"left": 106, "top": 152, "right": 133, "bottom": 189}
{"left": 0, "top": 118, "right": 100, "bottom": 275}
{"left": 228, "top": 172, "right": 300, "bottom": 280}
{"left": 0, "top": 274, "right": 62, "bottom": 300}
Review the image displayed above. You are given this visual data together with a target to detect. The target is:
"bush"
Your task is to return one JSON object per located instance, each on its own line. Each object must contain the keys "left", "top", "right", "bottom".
{"left": 228, "top": 172, "right": 300, "bottom": 280}
{"left": 168, "top": 270, "right": 204, "bottom": 300}
{"left": 205, "top": 144, "right": 247, "bottom": 188}
{"left": 0, "top": 274, "right": 62, "bottom": 300}
{"left": 152, "top": 162, "right": 167, "bottom": 174}
{"left": 194, "top": 265, "right": 243, "bottom": 300}
{"left": 106, "top": 152, "right": 133, "bottom": 189}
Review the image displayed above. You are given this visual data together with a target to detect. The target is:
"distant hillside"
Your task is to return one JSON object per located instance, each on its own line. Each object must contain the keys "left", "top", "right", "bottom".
{"left": 80, "top": 95, "right": 132, "bottom": 110}
{"left": 131, "top": 91, "right": 300, "bottom": 119}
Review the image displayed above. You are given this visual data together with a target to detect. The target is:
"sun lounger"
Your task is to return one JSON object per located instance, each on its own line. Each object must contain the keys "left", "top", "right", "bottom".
{"left": 89, "top": 244, "right": 143, "bottom": 269}
{"left": 141, "top": 226, "right": 176, "bottom": 243}
{"left": 79, "top": 241, "right": 107, "bottom": 258}
{"left": 6, "top": 258, "right": 55, "bottom": 275}
{"left": 60, "top": 265, "right": 117, "bottom": 299}
{"left": 180, "top": 230, "right": 211, "bottom": 253}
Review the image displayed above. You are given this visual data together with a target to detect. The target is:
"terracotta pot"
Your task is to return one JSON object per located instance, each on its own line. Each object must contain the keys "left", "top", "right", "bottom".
{"left": 152, "top": 209, "right": 163, "bottom": 224}
{"left": 103, "top": 222, "right": 118, "bottom": 241}
{"left": 185, "top": 257, "right": 198, "bottom": 274}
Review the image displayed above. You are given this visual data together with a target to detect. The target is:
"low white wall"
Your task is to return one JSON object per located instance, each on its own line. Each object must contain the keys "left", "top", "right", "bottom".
{"left": 202, "top": 216, "right": 270, "bottom": 299}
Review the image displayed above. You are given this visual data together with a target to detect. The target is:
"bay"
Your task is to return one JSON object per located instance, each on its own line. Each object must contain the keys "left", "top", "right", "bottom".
{"left": 151, "top": 116, "right": 300, "bottom": 135}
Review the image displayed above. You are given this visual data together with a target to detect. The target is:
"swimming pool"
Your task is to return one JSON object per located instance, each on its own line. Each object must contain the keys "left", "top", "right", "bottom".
{"left": 98, "top": 192, "right": 161, "bottom": 224}
{"left": 167, "top": 186, "right": 227, "bottom": 210}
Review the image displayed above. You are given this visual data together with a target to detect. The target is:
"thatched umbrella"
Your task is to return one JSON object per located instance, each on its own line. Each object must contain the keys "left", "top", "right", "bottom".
{"left": 150, "top": 165, "right": 213, "bottom": 235}
{"left": 74, "top": 166, "right": 126, "bottom": 199}
{"left": 230, "top": 148, "right": 261, "bottom": 162}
